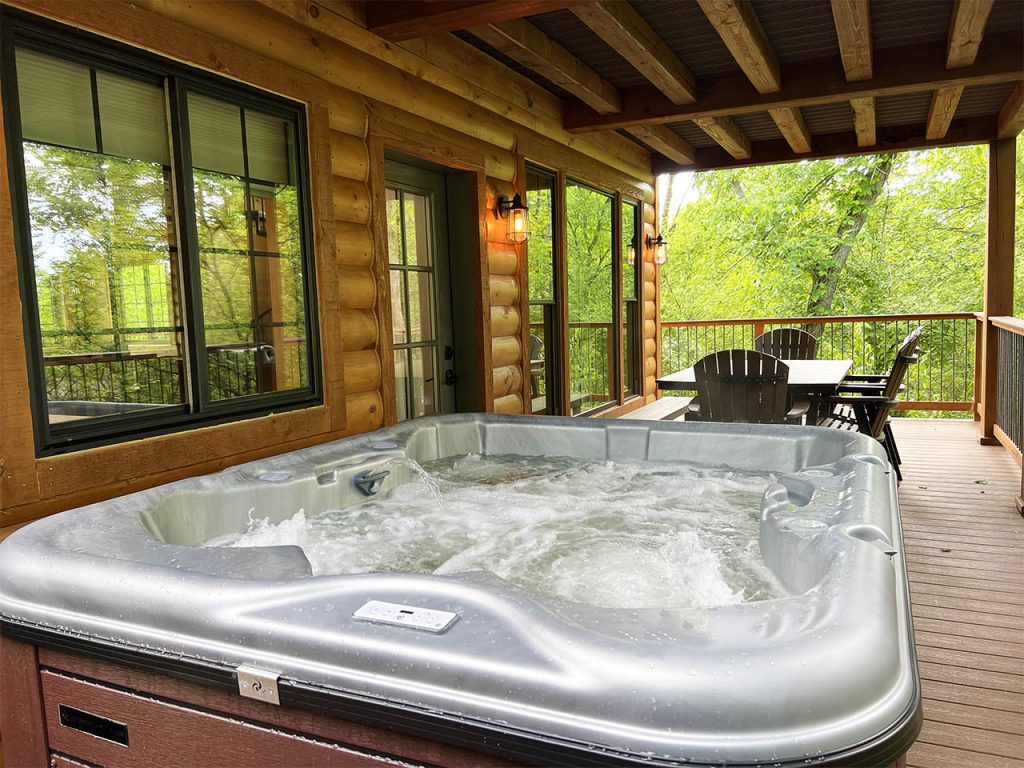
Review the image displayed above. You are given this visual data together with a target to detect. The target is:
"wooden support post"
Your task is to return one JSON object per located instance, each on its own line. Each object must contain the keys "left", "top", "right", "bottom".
{"left": 979, "top": 138, "right": 1016, "bottom": 444}
{"left": 0, "top": 637, "right": 48, "bottom": 767}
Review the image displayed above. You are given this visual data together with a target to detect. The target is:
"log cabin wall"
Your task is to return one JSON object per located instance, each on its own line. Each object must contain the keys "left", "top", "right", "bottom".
{"left": 0, "top": 0, "right": 659, "bottom": 531}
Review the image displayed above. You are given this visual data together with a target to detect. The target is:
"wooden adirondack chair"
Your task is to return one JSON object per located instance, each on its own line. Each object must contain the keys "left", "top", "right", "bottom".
{"left": 819, "top": 326, "right": 924, "bottom": 481}
{"left": 687, "top": 350, "right": 807, "bottom": 424}
{"left": 754, "top": 327, "right": 818, "bottom": 360}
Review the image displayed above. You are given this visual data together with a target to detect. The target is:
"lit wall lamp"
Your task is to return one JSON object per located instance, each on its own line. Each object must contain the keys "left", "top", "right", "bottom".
{"left": 647, "top": 233, "right": 668, "bottom": 265}
{"left": 497, "top": 193, "right": 530, "bottom": 244}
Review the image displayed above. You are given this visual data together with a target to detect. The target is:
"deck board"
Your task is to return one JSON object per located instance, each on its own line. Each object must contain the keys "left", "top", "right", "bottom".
{"left": 890, "top": 419, "right": 1024, "bottom": 768}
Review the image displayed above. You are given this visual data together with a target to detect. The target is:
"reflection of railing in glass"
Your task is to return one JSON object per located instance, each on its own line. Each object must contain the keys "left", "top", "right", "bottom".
{"left": 532, "top": 322, "right": 614, "bottom": 414}
{"left": 44, "top": 335, "right": 307, "bottom": 411}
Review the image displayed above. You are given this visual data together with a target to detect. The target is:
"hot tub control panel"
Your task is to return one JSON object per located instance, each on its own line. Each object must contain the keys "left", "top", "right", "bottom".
{"left": 353, "top": 600, "right": 459, "bottom": 633}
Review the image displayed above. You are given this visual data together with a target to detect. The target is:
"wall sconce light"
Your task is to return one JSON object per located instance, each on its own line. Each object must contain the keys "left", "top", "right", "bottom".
{"left": 647, "top": 233, "right": 668, "bottom": 265}
{"left": 626, "top": 238, "right": 637, "bottom": 266}
{"left": 497, "top": 193, "right": 530, "bottom": 244}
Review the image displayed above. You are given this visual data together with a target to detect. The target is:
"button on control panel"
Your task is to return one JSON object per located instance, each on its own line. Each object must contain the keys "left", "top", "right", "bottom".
{"left": 353, "top": 600, "right": 459, "bottom": 633}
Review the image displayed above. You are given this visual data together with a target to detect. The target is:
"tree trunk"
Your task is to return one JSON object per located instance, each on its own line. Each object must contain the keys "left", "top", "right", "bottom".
{"left": 805, "top": 155, "right": 894, "bottom": 337}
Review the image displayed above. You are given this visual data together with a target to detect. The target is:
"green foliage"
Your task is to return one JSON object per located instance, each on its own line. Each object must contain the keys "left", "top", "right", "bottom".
{"left": 660, "top": 142, "right": 1024, "bottom": 320}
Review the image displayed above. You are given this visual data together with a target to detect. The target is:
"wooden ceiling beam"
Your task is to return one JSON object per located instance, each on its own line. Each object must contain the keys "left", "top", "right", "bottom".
{"left": 693, "top": 116, "right": 752, "bottom": 159}
{"left": 696, "top": 0, "right": 809, "bottom": 153}
{"left": 696, "top": 0, "right": 780, "bottom": 92}
{"left": 564, "top": 33, "right": 1022, "bottom": 132}
{"left": 926, "top": 0, "right": 995, "bottom": 140}
{"left": 997, "top": 82, "right": 1024, "bottom": 138}
{"left": 831, "top": 0, "right": 873, "bottom": 82}
{"left": 946, "top": 0, "right": 996, "bottom": 68}
{"left": 468, "top": 20, "right": 621, "bottom": 113}
{"left": 365, "top": 0, "right": 582, "bottom": 41}
{"left": 624, "top": 125, "right": 696, "bottom": 165}
{"left": 654, "top": 115, "right": 996, "bottom": 173}
{"left": 570, "top": 1, "right": 697, "bottom": 104}
{"left": 469, "top": 18, "right": 700, "bottom": 164}
{"left": 768, "top": 107, "right": 812, "bottom": 154}
{"left": 850, "top": 96, "right": 876, "bottom": 147}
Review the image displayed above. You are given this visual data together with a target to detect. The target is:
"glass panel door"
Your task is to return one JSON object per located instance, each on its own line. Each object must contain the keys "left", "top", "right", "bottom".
{"left": 385, "top": 161, "right": 455, "bottom": 421}
{"left": 525, "top": 166, "right": 562, "bottom": 415}
{"left": 566, "top": 180, "right": 614, "bottom": 415}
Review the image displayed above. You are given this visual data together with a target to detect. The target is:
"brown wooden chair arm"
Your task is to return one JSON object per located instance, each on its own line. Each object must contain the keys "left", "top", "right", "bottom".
{"left": 843, "top": 374, "right": 887, "bottom": 382}
{"left": 786, "top": 399, "right": 810, "bottom": 419}
{"left": 836, "top": 383, "right": 906, "bottom": 394}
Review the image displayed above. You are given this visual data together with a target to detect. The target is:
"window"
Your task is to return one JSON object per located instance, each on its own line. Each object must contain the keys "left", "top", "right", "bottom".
{"left": 566, "top": 180, "right": 614, "bottom": 415}
{"left": 3, "top": 13, "right": 319, "bottom": 454}
{"left": 525, "top": 166, "right": 562, "bottom": 415}
{"left": 621, "top": 200, "right": 641, "bottom": 398}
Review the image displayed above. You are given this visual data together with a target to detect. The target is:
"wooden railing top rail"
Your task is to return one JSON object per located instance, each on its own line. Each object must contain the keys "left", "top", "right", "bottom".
{"left": 990, "top": 316, "right": 1024, "bottom": 335}
{"left": 662, "top": 312, "right": 979, "bottom": 328}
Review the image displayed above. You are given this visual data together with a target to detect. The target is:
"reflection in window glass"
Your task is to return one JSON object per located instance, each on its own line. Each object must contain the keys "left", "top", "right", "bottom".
{"left": 622, "top": 201, "right": 640, "bottom": 397}
{"left": 566, "top": 181, "right": 613, "bottom": 415}
{"left": 387, "top": 185, "right": 439, "bottom": 421}
{"left": 189, "top": 95, "right": 308, "bottom": 401}
{"left": 525, "top": 167, "right": 558, "bottom": 414}
{"left": 18, "top": 48, "right": 185, "bottom": 427}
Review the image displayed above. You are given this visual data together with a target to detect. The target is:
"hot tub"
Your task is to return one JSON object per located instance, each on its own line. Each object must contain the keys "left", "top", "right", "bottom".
{"left": 0, "top": 414, "right": 920, "bottom": 766}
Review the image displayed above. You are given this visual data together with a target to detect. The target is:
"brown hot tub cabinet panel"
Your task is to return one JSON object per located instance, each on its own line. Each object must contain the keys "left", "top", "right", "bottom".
{"left": 20, "top": 644, "right": 517, "bottom": 768}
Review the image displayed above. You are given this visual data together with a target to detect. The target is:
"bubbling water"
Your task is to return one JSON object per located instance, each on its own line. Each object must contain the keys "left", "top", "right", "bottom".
{"left": 205, "top": 454, "right": 787, "bottom": 609}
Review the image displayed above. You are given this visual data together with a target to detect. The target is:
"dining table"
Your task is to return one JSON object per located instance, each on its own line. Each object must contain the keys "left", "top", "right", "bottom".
{"left": 656, "top": 358, "right": 854, "bottom": 424}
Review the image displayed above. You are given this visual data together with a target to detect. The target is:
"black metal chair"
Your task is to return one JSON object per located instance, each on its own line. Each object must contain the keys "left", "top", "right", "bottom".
{"left": 754, "top": 328, "right": 818, "bottom": 360}
{"left": 686, "top": 349, "right": 808, "bottom": 424}
{"left": 819, "top": 326, "right": 924, "bottom": 480}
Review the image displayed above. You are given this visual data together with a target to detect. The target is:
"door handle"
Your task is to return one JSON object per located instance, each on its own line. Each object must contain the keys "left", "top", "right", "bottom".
{"left": 445, "top": 369, "right": 457, "bottom": 386}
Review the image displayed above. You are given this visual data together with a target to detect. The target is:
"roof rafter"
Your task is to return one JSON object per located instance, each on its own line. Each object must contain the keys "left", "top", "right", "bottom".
{"left": 564, "top": 34, "right": 1022, "bottom": 132}
{"left": 831, "top": 0, "right": 875, "bottom": 147}
{"left": 468, "top": 19, "right": 621, "bottom": 113}
{"left": 696, "top": 0, "right": 810, "bottom": 154}
{"left": 997, "top": 82, "right": 1024, "bottom": 138}
{"left": 365, "top": 0, "right": 583, "bottom": 42}
{"left": 925, "top": 0, "right": 995, "bottom": 140}
{"left": 467, "top": 18, "right": 695, "bottom": 164}
{"left": 570, "top": 1, "right": 696, "bottom": 104}
{"left": 693, "top": 116, "right": 752, "bottom": 159}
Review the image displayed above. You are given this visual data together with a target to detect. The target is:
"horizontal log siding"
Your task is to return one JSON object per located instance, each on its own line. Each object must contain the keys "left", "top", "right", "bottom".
{"left": 0, "top": 0, "right": 655, "bottom": 529}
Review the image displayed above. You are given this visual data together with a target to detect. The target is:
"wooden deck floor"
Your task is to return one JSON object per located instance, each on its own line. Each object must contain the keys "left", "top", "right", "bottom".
{"left": 889, "top": 418, "right": 1024, "bottom": 768}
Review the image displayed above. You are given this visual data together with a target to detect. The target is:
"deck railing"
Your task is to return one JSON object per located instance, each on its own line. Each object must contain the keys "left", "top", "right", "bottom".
{"left": 661, "top": 312, "right": 981, "bottom": 413}
{"left": 990, "top": 316, "right": 1024, "bottom": 513}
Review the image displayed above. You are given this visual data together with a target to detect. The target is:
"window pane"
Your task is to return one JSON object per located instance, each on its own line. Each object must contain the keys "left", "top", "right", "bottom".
{"left": 623, "top": 300, "right": 637, "bottom": 397}
{"left": 567, "top": 182, "right": 613, "bottom": 415}
{"left": 408, "top": 271, "right": 434, "bottom": 343}
{"left": 188, "top": 93, "right": 245, "bottom": 178}
{"left": 622, "top": 202, "right": 637, "bottom": 300}
{"left": 394, "top": 350, "right": 409, "bottom": 422}
{"left": 191, "top": 93, "right": 310, "bottom": 402}
{"left": 246, "top": 110, "right": 292, "bottom": 185}
{"left": 386, "top": 188, "right": 403, "bottom": 264}
{"left": 24, "top": 141, "right": 185, "bottom": 426}
{"left": 404, "top": 192, "right": 431, "bottom": 267}
{"left": 409, "top": 347, "right": 436, "bottom": 419}
{"left": 391, "top": 270, "right": 407, "bottom": 345}
{"left": 96, "top": 70, "right": 169, "bottom": 165}
{"left": 528, "top": 303, "right": 548, "bottom": 415}
{"left": 526, "top": 170, "right": 554, "bottom": 301}
{"left": 16, "top": 48, "right": 96, "bottom": 152}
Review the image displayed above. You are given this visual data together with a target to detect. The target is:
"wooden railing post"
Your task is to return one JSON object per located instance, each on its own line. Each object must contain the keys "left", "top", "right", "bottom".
{"left": 973, "top": 313, "right": 984, "bottom": 420}
{"left": 979, "top": 138, "right": 1016, "bottom": 445}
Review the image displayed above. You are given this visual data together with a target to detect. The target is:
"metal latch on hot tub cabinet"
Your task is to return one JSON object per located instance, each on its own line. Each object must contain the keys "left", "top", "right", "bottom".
{"left": 236, "top": 665, "right": 281, "bottom": 705}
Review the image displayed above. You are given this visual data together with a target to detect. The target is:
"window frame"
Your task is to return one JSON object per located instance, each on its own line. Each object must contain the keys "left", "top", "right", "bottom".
{"left": 621, "top": 197, "right": 642, "bottom": 399}
{"left": 1, "top": 9, "right": 322, "bottom": 456}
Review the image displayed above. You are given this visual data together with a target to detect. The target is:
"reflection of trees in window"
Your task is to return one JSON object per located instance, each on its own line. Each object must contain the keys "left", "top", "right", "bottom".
{"left": 566, "top": 182, "right": 614, "bottom": 414}
{"left": 9, "top": 35, "right": 317, "bottom": 449}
